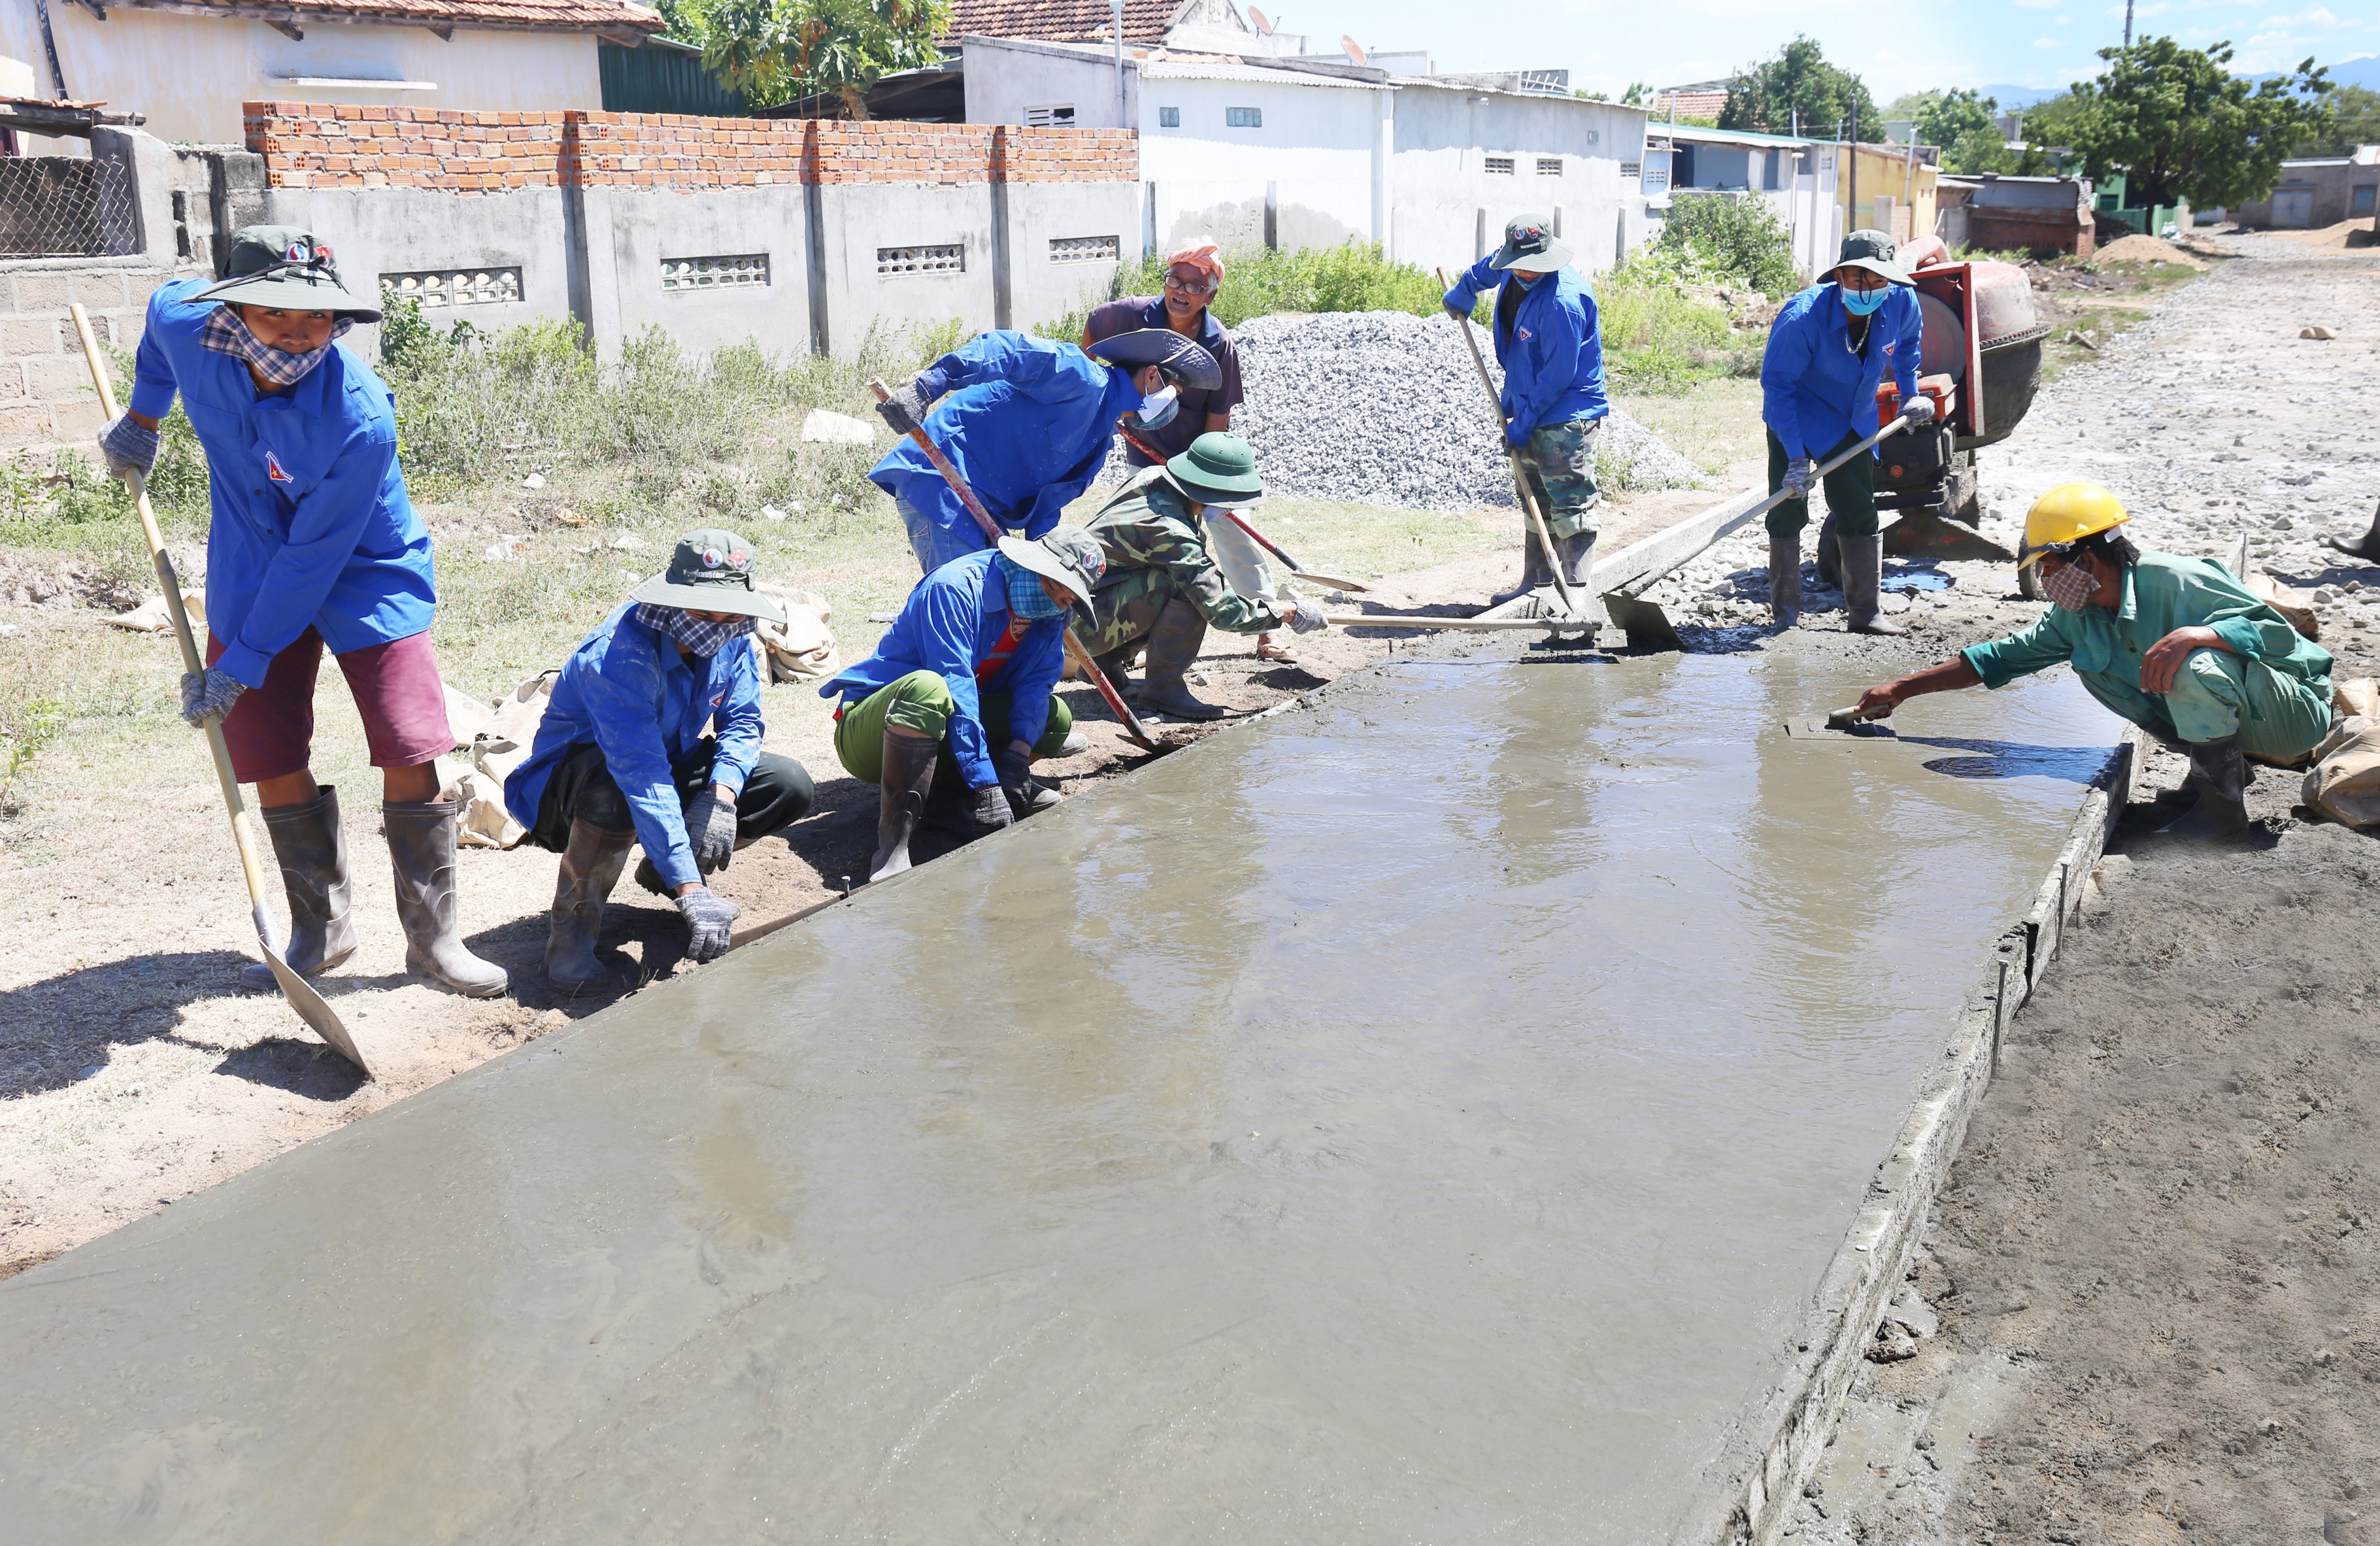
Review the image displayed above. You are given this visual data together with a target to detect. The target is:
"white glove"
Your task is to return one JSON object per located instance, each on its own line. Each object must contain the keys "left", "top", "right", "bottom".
{"left": 1902, "top": 397, "right": 1937, "bottom": 426}
{"left": 1283, "top": 597, "right": 1329, "bottom": 634}
{"left": 684, "top": 788, "right": 736, "bottom": 874}
{"left": 1781, "top": 459, "right": 1817, "bottom": 500}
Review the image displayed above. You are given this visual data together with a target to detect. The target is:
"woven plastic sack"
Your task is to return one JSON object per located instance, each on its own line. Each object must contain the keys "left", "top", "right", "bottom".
{"left": 2301, "top": 715, "right": 2380, "bottom": 828}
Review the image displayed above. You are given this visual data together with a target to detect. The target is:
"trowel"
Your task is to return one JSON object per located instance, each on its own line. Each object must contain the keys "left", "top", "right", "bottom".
{"left": 1782, "top": 704, "right": 1901, "bottom": 740}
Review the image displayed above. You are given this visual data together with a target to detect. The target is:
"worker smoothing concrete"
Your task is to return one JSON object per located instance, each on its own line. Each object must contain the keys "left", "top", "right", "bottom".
{"left": 1761, "top": 230, "right": 1934, "bottom": 635}
{"left": 97, "top": 226, "right": 506, "bottom": 999}
{"left": 1441, "top": 214, "right": 1609, "bottom": 602}
{"left": 871, "top": 328, "right": 1221, "bottom": 573}
{"left": 822, "top": 527, "right": 1107, "bottom": 883}
{"left": 504, "top": 533, "right": 815, "bottom": 995}
{"left": 1080, "top": 432, "right": 1327, "bottom": 720}
{"left": 1855, "top": 483, "right": 2336, "bottom": 839}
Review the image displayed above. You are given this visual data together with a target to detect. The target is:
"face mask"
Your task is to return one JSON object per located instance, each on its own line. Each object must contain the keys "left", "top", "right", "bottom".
{"left": 201, "top": 305, "right": 353, "bottom": 389}
{"left": 1842, "top": 285, "right": 1889, "bottom": 317}
{"left": 2040, "top": 560, "right": 2100, "bottom": 613}
{"left": 997, "top": 554, "right": 1068, "bottom": 621}
{"left": 1135, "top": 382, "right": 1180, "bottom": 431}
{"left": 632, "top": 602, "right": 755, "bottom": 657}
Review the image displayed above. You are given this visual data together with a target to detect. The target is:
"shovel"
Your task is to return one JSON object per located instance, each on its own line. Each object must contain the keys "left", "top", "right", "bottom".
{"left": 70, "top": 305, "right": 373, "bottom": 1079}
{"left": 1112, "top": 424, "right": 1369, "bottom": 593}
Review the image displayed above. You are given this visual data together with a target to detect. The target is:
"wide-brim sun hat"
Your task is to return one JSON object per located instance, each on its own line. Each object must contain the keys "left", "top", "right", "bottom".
{"left": 1164, "top": 432, "right": 1265, "bottom": 506}
{"left": 628, "top": 528, "right": 787, "bottom": 622}
{"left": 194, "top": 226, "right": 384, "bottom": 320}
{"left": 1085, "top": 328, "right": 1223, "bottom": 392}
{"left": 1488, "top": 213, "right": 1576, "bottom": 272}
{"left": 998, "top": 525, "right": 1106, "bottom": 602}
{"left": 1831, "top": 228, "right": 1914, "bottom": 287}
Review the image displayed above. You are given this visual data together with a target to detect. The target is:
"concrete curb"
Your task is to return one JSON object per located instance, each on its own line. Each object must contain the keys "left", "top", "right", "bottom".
{"left": 1680, "top": 724, "right": 2148, "bottom": 1546}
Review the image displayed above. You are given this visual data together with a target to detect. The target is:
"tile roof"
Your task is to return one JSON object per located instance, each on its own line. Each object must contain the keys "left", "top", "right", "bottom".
{"left": 944, "top": 0, "right": 1186, "bottom": 45}
{"left": 132, "top": 0, "right": 663, "bottom": 37}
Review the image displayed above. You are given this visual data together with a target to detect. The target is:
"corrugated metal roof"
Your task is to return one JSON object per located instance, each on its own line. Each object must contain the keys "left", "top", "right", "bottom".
{"left": 1140, "top": 59, "right": 1389, "bottom": 88}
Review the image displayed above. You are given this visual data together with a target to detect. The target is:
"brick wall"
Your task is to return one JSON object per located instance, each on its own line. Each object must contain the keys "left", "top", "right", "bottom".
{"left": 992, "top": 127, "right": 1137, "bottom": 184}
{"left": 567, "top": 112, "right": 808, "bottom": 188}
{"left": 241, "top": 103, "right": 570, "bottom": 192}
{"left": 0, "top": 264, "right": 183, "bottom": 448}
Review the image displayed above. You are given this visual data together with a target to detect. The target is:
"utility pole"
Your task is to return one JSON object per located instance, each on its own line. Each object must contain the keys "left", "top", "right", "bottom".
{"left": 2123, "top": 0, "right": 2134, "bottom": 48}
{"left": 1113, "top": 0, "right": 1127, "bottom": 128}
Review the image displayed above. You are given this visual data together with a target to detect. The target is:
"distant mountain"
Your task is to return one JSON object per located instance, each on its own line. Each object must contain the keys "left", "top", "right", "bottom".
{"left": 2232, "top": 54, "right": 2375, "bottom": 90}
{"left": 1975, "top": 84, "right": 2066, "bottom": 109}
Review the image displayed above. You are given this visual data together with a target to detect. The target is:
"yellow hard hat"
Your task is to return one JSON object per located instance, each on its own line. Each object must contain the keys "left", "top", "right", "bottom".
{"left": 2019, "top": 482, "right": 2130, "bottom": 568}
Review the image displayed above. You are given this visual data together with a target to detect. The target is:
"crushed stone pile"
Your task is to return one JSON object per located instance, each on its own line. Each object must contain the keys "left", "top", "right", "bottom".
{"left": 1108, "top": 309, "right": 1708, "bottom": 511}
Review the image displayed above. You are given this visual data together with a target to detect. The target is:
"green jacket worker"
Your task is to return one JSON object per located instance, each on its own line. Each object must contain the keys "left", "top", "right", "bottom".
{"left": 1853, "top": 483, "right": 2334, "bottom": 840}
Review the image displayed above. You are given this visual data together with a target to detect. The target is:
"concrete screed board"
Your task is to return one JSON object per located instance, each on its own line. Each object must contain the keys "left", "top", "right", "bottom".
{"left": 0, "top": 649, "right": 2124, "bottom": 1543}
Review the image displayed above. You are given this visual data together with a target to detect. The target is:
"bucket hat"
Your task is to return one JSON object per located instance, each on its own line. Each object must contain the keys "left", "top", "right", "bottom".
{"left": 1488, "top": 213, "right": 1576, "bottom": 272}
{"left": 1085, "top": 328, "right": 1223, "bottom": 392}
{"left": 997, "top": 525, "right": 1106, "bottom": 603}
{"left": 628, "top": 529, "right": 788, "bottom": 623}
{"left": 194, "top": 226, "right": 383, "bottom": 319}
{"left": 1163, "top": 432, "right": 1265, "bottom": 506}
{"left": 1830, "top": 229, "right": 1914, "bottom": 287}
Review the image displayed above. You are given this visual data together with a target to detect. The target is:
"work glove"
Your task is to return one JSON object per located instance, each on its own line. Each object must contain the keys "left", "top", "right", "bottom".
{"left": 874, "top": 378, "right": 932, "bottom": 438}
{"left": 684, "top": 787, "right": 737, "bottom": 874}
{"left": 1443, "top": 295, "right": 1472, "bottom": 322}
{"left": 675, "top": 885, "right": 740, "bottom": 963}
{"left": 1283, "top": 597, "right": 1329, "bottom": 634}
{"left": 179, "top": 666, "right": 246, "bottom": 728}
{"left": 1505, "top": 419, "right": 1533, "bottom": 450}
{"left": 100, "top": 413, "right": 159, "bottom": 482}
{"left": 1902, "top": 396, "right": 1937, "bottom": 426}
{"left": 1781, "top": 458, "right": 1817, "bottom": 500}
{"left": 967, "top": 782, "right": 1014, "bottom": 837}
{"left": 993, "top": 746, "right": 1060, "bottom": 819}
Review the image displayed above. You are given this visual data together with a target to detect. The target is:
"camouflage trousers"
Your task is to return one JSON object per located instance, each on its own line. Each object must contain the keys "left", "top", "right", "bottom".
{"left": 1079, "top": 567, "right": 1178, "bottom": 657}
{"left": 1516, "top": 415, "right": 1603, "bottom": 540}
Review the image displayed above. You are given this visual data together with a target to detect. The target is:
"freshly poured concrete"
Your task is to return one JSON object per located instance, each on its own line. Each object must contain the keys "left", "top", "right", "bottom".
{"left": 0, "top": 651, "right": 2123, "bottom": 1544}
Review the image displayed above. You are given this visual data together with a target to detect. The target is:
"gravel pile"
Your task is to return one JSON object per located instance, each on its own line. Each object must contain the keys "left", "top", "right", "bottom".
{"left": 1110, "top": 309, "right": 1708, "bottom": 511}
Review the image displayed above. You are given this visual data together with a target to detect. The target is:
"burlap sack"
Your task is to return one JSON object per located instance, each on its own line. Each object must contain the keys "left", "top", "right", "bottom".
{"left": 438, "top": 670, "right": 557, "bottom": 849}
{"left": 753, "top": 581, "right": 839, "bottom": 683}
{"left": 2301, "top": 715, "right": 2380, "bottom": 828}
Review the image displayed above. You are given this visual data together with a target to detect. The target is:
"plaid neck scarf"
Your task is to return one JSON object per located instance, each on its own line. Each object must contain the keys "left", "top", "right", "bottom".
{"left": 201, "top": 305, "right": 354, "bottom": 389}
{"left": 997, "top": 553, "right": 1068, "bottom": 621}
{"left": 635, "top": 602, "right": 754, "bottom": 659}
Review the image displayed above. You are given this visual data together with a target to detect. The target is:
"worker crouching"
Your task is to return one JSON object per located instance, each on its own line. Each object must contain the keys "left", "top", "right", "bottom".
{"left": 824, "top": 527, "right": 1107, "bottom": 883}
{"left": 504, "top": 532, "right": 816, "bottom": 995}
{"left": 1080, "top": 432, "right": 1327, "bottom": 720}
{"left": 1855, "top": 484, "right": 2335, "bottom": 840}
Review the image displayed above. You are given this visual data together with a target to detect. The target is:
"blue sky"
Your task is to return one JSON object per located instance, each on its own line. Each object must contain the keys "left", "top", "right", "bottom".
{"left": 1257, "top": 0, "right": 2378, "bottom": 102}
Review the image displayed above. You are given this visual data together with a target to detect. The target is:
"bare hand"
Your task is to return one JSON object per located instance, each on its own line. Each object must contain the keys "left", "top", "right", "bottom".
{"left": 2140, "top": 625, "right": 2224, "bottom": 695}
{"left": 1854, "top": 683, "right": 1902, "bottom": 720}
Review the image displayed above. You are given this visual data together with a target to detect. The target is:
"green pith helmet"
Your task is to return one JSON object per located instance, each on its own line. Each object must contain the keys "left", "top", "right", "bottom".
{"left": 1164, "top": 432, "right": 1265, "bottom": 506}
{"left": 194, "top": 226, "right": 382, "bottom": 319}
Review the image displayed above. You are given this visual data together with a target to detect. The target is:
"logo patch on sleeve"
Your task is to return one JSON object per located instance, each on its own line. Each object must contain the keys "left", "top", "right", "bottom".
{"left": 264, "top": 451, "right": 294, "bottom": 485}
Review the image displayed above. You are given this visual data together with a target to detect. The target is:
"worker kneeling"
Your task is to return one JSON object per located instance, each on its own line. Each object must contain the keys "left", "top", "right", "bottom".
{"left": 824, "top": 527, "right": 1107, "bottom": 883}
{"left": 1855, "top": 484, "right": 2335, "bottom": 840}
{"left": 1080, "top": 433, "right": 1328, "bottom": 721}
{"left": 506, "top": 532, "right": 816, "bottom": 994}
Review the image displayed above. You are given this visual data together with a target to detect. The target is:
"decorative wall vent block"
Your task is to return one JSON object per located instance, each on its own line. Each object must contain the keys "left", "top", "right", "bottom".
{"left": 661, "top": 253, "right": 770, "bottom": 291}
{"left": 1050, "top": 235, "right": 1121, "bottom": 264}
{"left": 878, "top": 244, "right": 965, "bottom": 275}
{"left": 381, "top": 267, "right": 523, "bottom": 307}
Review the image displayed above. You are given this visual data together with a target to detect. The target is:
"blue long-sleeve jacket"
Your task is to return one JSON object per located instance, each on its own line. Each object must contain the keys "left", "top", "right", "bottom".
{"left": 504, "top": 603, "right": 764, "bottom": 892}
{"left": 1443, "top": 257, "right": 1608, "bottom": 444}
{"left": 868, "top": 330, "right": 1142, "bottom": 546}
{"left": 128, "top": 278, "right": 436, "bottom": 688}
{"left": 818, "top": 550, "right": 1064, "bottom": 791}
{"left": 1760, "top": 281, "right": 1923, "bottom": 461}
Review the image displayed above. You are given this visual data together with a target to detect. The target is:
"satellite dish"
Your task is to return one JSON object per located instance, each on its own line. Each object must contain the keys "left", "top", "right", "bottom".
{"left": 1340, "top": 33, "right": 1368, "bottom": 64}
{"left": 1248, "top": 5, "right": 1273, "bottom": 34}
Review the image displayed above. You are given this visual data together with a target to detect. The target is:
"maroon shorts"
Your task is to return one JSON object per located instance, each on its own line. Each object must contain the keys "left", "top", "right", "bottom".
{"left": 205, "top": 628, "right": 455, "bottom": 783}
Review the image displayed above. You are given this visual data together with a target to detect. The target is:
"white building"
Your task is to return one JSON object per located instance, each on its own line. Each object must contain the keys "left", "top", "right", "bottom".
{"left": 1647, "top": 123, "right": 1841, "bottom": 285}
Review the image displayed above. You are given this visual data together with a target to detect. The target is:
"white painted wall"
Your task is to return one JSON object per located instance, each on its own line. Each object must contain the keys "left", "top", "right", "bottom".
{"left": 1388, "top": 82, "right": 1645, "bottom": 278}
{"left": 1139, "top": 69, "right": 1383, "bottom": 254}
{"left": 0, "top": 0, "right": 603, "bottom": 146}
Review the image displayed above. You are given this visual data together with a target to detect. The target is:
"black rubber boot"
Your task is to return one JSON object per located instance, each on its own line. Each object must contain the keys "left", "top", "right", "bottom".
{"left": 1139, "top": 599, "right": 1226, "bottom": 720}
{"left": 240, "top": 785, "right": 358, "bottom": 993}
{"left": 1555, "top": 528, "right": 1598, "bottom": 589}
{"left": 384, "top": 799, "right": 510, "bottom": 998}
{"left": 869, "top": 727, "right": 940, "bottom": 883}
{"left": 1816, "top": 511, "right": 1843, "bottom": 592}
{"left": 2325, "top": 503, "right": 2380, "bottom": 564}
{"left": 1841, "top": 532, "right": 1909, "bottom": 636}
{"left": 2154, "top": 736, "right": 2250, "bottom": 840}
{"left": 546, "top": 819, "right": 632, "bottom": 997}
{"left": 1768, "top": 536, "right": 1803, "bottom": 629}
{"left": 1490, "top": 534, "right": 1555, "bottom": 606}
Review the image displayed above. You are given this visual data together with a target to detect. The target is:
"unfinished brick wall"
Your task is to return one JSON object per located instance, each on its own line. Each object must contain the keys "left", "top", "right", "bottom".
{"left": 991, "top": 127, "right": 1137, "bottom": 184}
{"left": 0, "top": 263, "right": 184, "bottom": 448}
{"left": 241, "top": 103, "right": 571, "bottom": 192}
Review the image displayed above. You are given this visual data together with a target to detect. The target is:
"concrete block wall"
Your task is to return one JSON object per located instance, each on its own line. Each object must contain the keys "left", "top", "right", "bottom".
{"left": 0, "top": 262, "right": 185, "bottom": 449}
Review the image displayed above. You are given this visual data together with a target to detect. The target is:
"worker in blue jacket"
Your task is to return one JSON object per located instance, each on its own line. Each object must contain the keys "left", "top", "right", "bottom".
{"left": 820, "top": 527, "right": 1107, "bottom": 883}
{"left": 1760, "top": 229, "right": 1931, "bottom": 634}
{"left": 505, "top": 531, "right": 815, "bottom": 996}
{"left": 1443, "top": 213, "right": 1609, "bottom": 600}
{"left": 871, "top": 328, "right": 1220, "bottom": 573}
{"left": 98, "top": 226, "right": 506, "bottom": 999}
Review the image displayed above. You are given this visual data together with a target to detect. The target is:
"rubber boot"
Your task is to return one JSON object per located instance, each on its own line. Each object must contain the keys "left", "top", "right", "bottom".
{"left": 869, "top": 728, "right": 940, "bottom": 883}
{"left": 1054, "top": 728, "right": 1091, "bottom": 757}
{"left": 1841, "top": 532, "right": 1908, "bottom": 636}
{"left": 1490, "top": 534, "right": 1555, "bottom": 606}
{"left": 1768, "top": 536, "right": 1803, "bottom": 629}
{"left": 1816, "top": 511, "right": 1843, "bottom": 593}
{"left": 2154, "top": 736, "right": 2249, "bottom": 840}
{"left": 384, "top": 799, "right": 511, "bottom": 998}
{"left": 545, "top": 819, "right": 632, "bottom": 997}
{"left": 239, "top": 785, "right": 358, "bottom": 992}
{"left": 1139, "top": 599, "right": 1225, "bottom": 720}
{"left": 1554, "top": 528, "right": 1598, "bottom": 589}
{"left": 2325, "top": 500, "right": 2380, "bottom": 564}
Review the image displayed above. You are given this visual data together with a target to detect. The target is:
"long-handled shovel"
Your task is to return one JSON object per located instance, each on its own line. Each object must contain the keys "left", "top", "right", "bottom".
{"left": 868, "top": 380, "right": 1164, "bottom": 753}
{"left": 1437, "top": 268, "right": 1583, "bottom": 620}
{"left": 1114, "top": 423, "right": 1369, "bottom": 593}
{"left": 70, "top": 304, "right": 372, "bottom": 1079}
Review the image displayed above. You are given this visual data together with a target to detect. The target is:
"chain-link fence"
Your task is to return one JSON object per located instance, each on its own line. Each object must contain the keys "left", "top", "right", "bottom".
{"left": 0, "top": 154, "right": 139, "bottom": 257}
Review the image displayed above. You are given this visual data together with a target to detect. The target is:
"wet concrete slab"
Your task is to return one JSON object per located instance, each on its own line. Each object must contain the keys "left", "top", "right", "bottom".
{"left": 0, "top": 649, "right": 2124, "bottom": 1545}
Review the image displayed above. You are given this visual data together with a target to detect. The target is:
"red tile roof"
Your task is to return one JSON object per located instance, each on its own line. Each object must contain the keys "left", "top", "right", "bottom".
{"left": 136, "top": 0, "right": 663, "bottom": 37}
{"left": 946, "top": 0, "right": 1188, "bottom": 45}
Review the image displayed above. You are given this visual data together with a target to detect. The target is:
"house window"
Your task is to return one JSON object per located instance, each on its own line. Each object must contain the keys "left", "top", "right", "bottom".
{"left": 660, "top": 253, "right": 768, "bottom": 291}
{"left": 380, "top": 267, "right": 523, "bottom": 308}
{"left": 1158, "top": 106, "right": 1180, "bottom": 128}
{"left": 1025, "top": 104, "right": 1075, "bottom": 127}
{"left": 1484, "top": 155, "right": 1515, "bottom": 175}
{"left": 878, "top": 244, "right": 964, "bottom": 275}
{"left": 1536, "top": 157, "right": 1562, "bottom": 176}
{"left": 1050, "top": 235, "right": 1120, "bottom": 264}
{"left": 2356, "top": 184, "right": 2377, "bottom": 216}
{"left": 1225, "top": 106, "right": 1262, "bottom": 127}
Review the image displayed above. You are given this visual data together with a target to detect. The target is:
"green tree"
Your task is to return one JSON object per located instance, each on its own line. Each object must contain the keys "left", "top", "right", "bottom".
{"left": 1916, "top": 87, "right": 2016, "bottom": 174}
{"left": 1659, "top": 192, "right": 1799, "bottom": 294}
{"left": 2296, "top": 83, "right": 2380, "bottom": 155}
{"left": 1719, "top": 37, "right": 1878, "bottom": 141}
{"left": 2065, "top": 37, "right": 2334, "bottom": 209}
{"left": 700, "top": 0, "right": 950, "bottom": 116}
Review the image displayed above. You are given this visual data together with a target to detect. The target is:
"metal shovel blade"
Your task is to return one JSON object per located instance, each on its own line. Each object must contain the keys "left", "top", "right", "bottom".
{"left": 1286, "top": 571, "right": 1371, "bottom": 593}
{"left": 251, "top": 901, "right": 374, "bottom": 1078}
{"left": 1602, "top": 590, "right": 1683, "bottom": 651}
